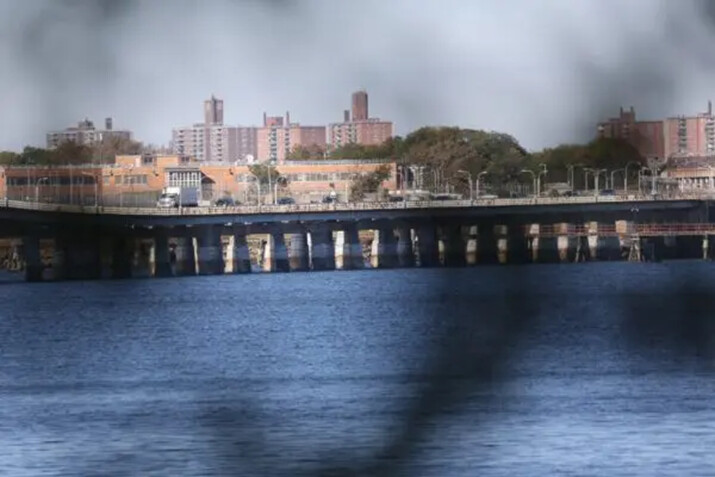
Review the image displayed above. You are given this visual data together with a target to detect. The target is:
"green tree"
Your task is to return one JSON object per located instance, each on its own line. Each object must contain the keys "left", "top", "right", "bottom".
{"left": 0, "top": 151, "right": 20, "bottom": 165}
{"left": 248, "top": 163, "right": 283, "bottom": 186}
{"left": 91, "top": 136, "right": 144, "bottom": 163}
{"left": 286, "top": 144, "right": 326, "bottom": 160}
{"left": 349, "top": 164, "right": 392, "bottom": 201}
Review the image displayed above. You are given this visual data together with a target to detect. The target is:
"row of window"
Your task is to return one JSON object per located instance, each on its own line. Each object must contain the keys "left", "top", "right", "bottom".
{"left": 234, "top": 172, "right": 359, "bottom": 182}
{"left": 7, "top": 176, "right": 96, "bottom": 186}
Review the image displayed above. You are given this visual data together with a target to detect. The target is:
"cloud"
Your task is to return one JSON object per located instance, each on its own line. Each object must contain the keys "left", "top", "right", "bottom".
{"left": 2, "top": 0, "right": 715, "bottom": 151}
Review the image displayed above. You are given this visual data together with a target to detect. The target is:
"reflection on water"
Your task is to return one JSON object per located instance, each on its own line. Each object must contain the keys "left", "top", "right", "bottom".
{"left": 1, "top": 263, "right": 714, "bottom": 475}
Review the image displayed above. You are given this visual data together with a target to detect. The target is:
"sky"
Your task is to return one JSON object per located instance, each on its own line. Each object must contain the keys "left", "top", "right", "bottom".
{"left": 2, "top": 0, "right": 715, "bottom": 152}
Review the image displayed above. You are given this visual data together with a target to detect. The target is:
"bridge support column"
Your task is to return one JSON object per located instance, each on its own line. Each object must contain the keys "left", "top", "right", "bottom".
{"left": 310, "top": 227, "right": 335, "bottom": 271}
{"left": 478, "top": 224, "right": 499, "bottom": 265}
{"left": 67, "top": 235, "right": 101, "bottom": 280}
{"left": 440, "top": 225, "right": 465, "bottom": 267}
{"left": 154, "top": 235, "right": 173, "bottom": 278}
{"left": 231, "top": 230, "right": 252, "bottom": 273}
{"left": 532, "top": 224, "right": 558, "bottom": 263}
{"left": 371, "top": 228, "right": 397, "bottom": 269}
{"left": 172, "top": 236, "right": 196, "bottom": 276}
{"left": 111, "top": 236, "right": 133, "bottom": 279}
{"left": 395, "top": 225, "right": 414, "bottom": 268}
{"left": 554, "top": 223, "right": 576, "bottom": 263}
{"left": 506, "top": 225, "right": 530, "bottom": 264}
{"left": 263, "top": 231, "right": 289, "bottom": 272}
{"left": 339, "top": 225, "right": 364, "bottom": 270}
{"left": 466, "top": 226, "right": 478, "bottom": 265}
{"left": 133, "top": 239, "right": 153, "bottom": 278}
{"left": 51, "top": 237, "right": 68, "bottom": 280}
{"left": 22, "top": 235, "right": 43, "bottom": 282}
{"left": 197, "top": 226, "right": 224, "bottom": 275}
{"left": 289, "top": 233, "right": 310, "bottom": 271}
{"left": 416, "top": 224, "right": 439, "bottom": 267}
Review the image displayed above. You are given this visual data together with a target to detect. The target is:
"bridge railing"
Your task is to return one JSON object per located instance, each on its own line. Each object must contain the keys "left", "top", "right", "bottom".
{"left": 0, "top": 194, "right": 707, "bottom": 216}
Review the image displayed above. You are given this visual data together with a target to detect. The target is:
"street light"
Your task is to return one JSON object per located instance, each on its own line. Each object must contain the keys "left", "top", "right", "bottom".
{"left": 538, "top": 163, "right": 548, "bottom": 196}
{"left": 457, "top": 170, "right": 473, "bottom": 201}
{"left": 476, "top": 171, "right": 488, "bottom": 198}
{"left": 34, "top": 177, "right": 48, "bottom": 203}
{"left": 520, "top": 169, "right": 537, "bottom": 197}
{"left": 611, "top": 168, "right": 625, "bottom": 193}
{"left": 624, "top": 161, "right": 640, "bottom": 194}
{"left": 567, "top": 164, "right": 583, "bottom": 192}
{"left": 248, "top": 173, "right": 262, "bottom": 205}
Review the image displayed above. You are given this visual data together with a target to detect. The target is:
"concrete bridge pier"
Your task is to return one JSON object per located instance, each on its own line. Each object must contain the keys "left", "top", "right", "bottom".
{"left": 478, "top": 224, "right": 499, "bottom": 265}
{"left": 440, "top": 225, "right": 466, "bottom": 267}
{"left": 309, "top": 227, "right": 335, "bottom": 271}
{"left": 263, "top": 231, "right": 290, "bottom": 272}
{"left": 22, "top": 235, "right": 43, "bottom": 282}
{"left": 554, "top": 223, "right": 576, "bottom": 263}
{"left": 196, "top": 225, "right": 224, "bottom": 275}
{"left": 51, "top": 237, "right": 68, "bottom": 280}
{"left": 231, "top": 230, "right": 252, "bottom": 273}
{"left": 172, "top": 236, "right": 196, "bottom": 276}
{"left": 371, "top": 228, "right": 397, "bottom": 269}
{"left": 338, "top": 225, "right": 364, "bottom": 270}
{"left": 395, "top": 225, "right": 414, "bottom": 268}
{"left": 153, "top": 235, "right": 173, "bottom": 278}
{"left": 506, "top": 225, "right": 530, "bottom": 264}
{"left": 466, "top": 226, "right": 478, "bottom": 265}
{"left": 416, "top": 224, "right": 439, "bottom": 267}
{"left": 111, "top": 236, "right": 133, "bottom": 279}
{"left": 133, "top": 239, "right": 153, "bottom": 278}
{"left": 67, "top": 235, "right": 102, "bottom": 280}
{"left": 288, "top": 232, "right": 310, "bottom": 271}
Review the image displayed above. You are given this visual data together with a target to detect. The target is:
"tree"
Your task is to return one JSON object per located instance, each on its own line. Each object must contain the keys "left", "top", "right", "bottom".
{"left": 248, "top": 163, "right": 283, "bottom": 186}
{"left": 91, "top": 136, "right": 144, "bottom": 163}
{"left": 349, "top": 164, "right": 392, "bottom": 201}
{"left": 0, "top": 151, "right": 20, "bottom": 165}
{"left": 51, "top": 141, "right": 93, "bottom": 165}
{"left": 286, "top": 144, "right": 326, "bottom": 160}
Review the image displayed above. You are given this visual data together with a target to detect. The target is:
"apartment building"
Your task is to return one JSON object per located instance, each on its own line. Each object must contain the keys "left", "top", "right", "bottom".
{"left": 328, "top": 91, "right": 394, "bottom": 149}
{"left": 172, "top": 96, "right": 258, "bottom": 162}
{"left": 256, "top": 112, "right": 326, "bottom": 163}
{"left": 46, "top": 117, "right": 132, "bottom": 148}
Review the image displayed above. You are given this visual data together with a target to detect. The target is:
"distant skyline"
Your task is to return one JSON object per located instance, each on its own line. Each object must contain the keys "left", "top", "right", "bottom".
{"left": 3, "top": 1, "right": 715, "bottom": 152}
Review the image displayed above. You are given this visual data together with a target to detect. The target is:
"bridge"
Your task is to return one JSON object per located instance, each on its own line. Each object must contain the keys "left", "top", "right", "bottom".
{"left": 1, "top": 196, "right": 713, "bottom": 281}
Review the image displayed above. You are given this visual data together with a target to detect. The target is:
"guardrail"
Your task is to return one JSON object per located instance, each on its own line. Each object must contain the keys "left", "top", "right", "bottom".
{"left": 0, "top": 194, "right": 708, "bottom": 217}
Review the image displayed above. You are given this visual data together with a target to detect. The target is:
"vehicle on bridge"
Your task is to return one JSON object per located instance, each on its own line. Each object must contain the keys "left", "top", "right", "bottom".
{"left": 156, "top": 186, "right": 199, "bottom": 208}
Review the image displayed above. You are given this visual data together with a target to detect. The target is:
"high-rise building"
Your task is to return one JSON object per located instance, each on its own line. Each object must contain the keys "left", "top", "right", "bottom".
{"left": 172, "top": 96, "right": 257, "bottom": 162}
{"left": 351, "top": 90, "right": 368, "bottom": 121}
{"left": 204, "top": 95, "right": 224, "bottom": 125}
{"left": 46, "top": 117, "right": 132, "bottom": 148}
{"left": 256, "top": 111, "right": 326, "bottom": 163}
{"left": 597, "top": 107, "right": 664, "bottom": 159}
{"left": 328, "top": 91, "right": 394, "bottom": 149}
{"left": 597, "top": 102, "right": 715, "bottom": 160}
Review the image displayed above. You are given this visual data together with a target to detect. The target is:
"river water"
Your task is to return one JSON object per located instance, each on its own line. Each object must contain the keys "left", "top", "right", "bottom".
{"left": 1, "top": 263, "right": 715, "bottom": 476}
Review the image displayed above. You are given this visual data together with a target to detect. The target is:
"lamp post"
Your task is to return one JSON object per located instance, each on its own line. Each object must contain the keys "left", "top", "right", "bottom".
{"left": 567, "top": 164, "right": 582, "bottom": 192}
{"left": 520, "top": 169, "right": 537, "bottom": 197}
{"left": 457, "top": 170, "right": 473, "bottom": 201}
{"left": 538, "top": 163, "right": 548, "bottom": 197}
{"left": 34, "top": 177, "right": 48, "bottom": 203}
{"left": 611, "top": 168, "right": 625, "bottom": 193}
{"left": 476, "top": 171, "right": 488, "bottom": 198}
{"left": 625, "top": 161, "right": 640, "bottom": 193}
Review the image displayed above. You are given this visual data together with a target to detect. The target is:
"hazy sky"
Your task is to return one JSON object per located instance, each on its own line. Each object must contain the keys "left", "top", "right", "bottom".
{"left": 2, "top": 0, "right": 715, "bottom": 152}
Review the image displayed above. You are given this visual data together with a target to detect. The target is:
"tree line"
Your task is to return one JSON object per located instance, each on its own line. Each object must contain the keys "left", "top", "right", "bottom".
{"left": 0, "top": 136, "right": 145, "bottom": 166}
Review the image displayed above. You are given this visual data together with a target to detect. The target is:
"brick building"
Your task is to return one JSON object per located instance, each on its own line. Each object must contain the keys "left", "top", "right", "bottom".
{"left": 0, "top": 156, "right": 397, "bottom": 206}
{"left": 328, "top": 91, "right": 394, "bottom": 149}
{"left": 256, "top": 112, "right": 327, "bottom": 163}
{"left": 172, "top": 96, "right": 258, "bottom": 163}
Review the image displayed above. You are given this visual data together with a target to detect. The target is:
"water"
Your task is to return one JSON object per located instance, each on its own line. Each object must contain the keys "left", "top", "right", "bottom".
{"left": 2, "top": 264, "right": 715, "bottom": 475}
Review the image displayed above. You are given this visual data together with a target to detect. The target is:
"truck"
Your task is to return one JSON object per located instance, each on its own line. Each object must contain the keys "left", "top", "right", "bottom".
{"left": 156, "top": 186, "right": 199, "bottom": 208}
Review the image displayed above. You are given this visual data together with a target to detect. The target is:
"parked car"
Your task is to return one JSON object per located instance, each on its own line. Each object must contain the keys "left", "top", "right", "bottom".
{"left": 277, "top": 197, "right": 295, "bottom": 205}
{"left": 322, "top": 195, "right": 337, "bottom": 204}
{"left": 599, "top": 189, "right": 615, "bottom": 196}
{"left": 214, "top": 197, "right": 236, "bottom": 207}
